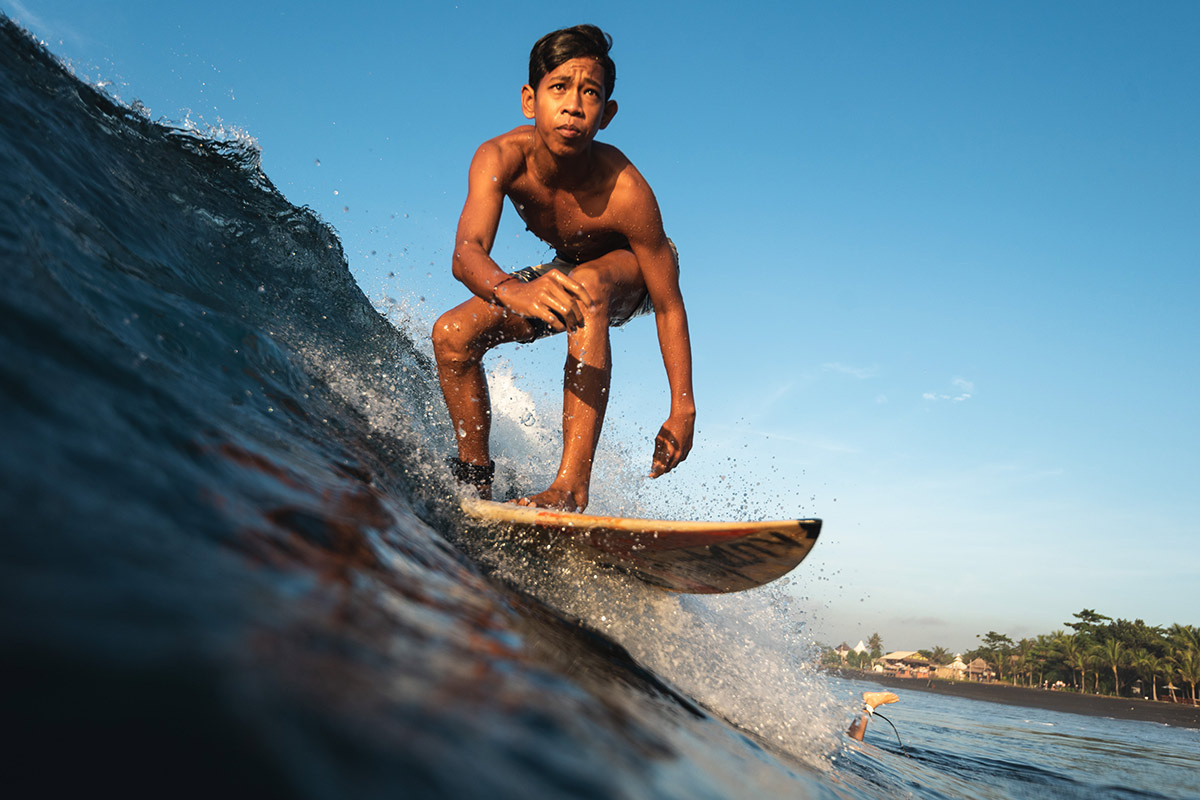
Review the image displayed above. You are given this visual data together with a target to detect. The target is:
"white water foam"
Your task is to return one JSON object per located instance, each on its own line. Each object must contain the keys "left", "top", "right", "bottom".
{"left": 485, "top": 532, "right": 847, "bottom": 768}
{"left": 480, "top": 364, "right": 847, "bottom": 768}
{"left": 311, "top": 295, "right": 848, "bottom": 769}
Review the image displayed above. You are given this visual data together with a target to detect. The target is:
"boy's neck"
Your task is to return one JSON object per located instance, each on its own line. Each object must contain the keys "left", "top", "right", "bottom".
{"left": 530, "top": 137, "right": 596, "bottom": 189}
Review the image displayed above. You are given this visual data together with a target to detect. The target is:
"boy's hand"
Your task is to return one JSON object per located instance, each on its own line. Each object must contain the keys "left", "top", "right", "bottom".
{"left": 495, "top": 271, "right": 595, "bottom": 332}
{"left": 650, "top": 413, "right": 694, "bottom": 478}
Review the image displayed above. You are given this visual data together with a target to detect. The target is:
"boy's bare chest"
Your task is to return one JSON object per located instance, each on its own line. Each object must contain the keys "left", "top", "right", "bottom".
{"left": 508, "top": 183, "right": 628, "bottom": 260}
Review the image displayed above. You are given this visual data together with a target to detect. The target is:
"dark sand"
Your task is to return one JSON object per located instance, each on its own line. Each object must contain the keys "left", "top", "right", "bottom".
{"left": 828, "top": 668, "right": 1200, "bottom": 729}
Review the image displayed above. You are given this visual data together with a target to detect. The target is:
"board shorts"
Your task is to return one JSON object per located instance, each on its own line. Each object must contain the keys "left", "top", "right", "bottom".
{"left": 508, "top": 240, "right": 679, "bottom": 343}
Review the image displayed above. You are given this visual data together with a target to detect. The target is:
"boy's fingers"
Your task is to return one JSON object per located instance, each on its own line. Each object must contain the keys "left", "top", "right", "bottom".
{"left": 549, "top": 271, "right": 596, "bottom": 310}
{"left": 536, "top": 280, "right": 586, "bottom": 329}
{"left": 544, "top": 295, "right": 581, "bottom": 330}
{"left": 517, "top": 272, "right": 590, "bottom": 331}
{"left": 539, "top": 306, "right": 567, "bottom": 332}
{"left": 516, "top": 287, "right": 575, "bottom": 331}
{"left": 650, "top": 428, "right": 679, "bottom": 477}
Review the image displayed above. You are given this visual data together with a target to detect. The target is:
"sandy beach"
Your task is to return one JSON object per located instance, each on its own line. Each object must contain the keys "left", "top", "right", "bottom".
{"left": 828, "top": 668, "right": 1200, "bottom": 729}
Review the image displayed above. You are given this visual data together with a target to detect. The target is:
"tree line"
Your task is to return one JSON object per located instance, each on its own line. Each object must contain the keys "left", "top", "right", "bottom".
{"left": 966, "top": 610, "right": 1199, "bottom": 701}
{"left": 822, "top": 610, "right": 1200, "bottom": 703}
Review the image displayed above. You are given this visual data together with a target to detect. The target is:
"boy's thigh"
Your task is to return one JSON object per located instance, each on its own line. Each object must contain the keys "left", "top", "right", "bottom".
{"left": 439, "top": 295, "right": 543, "bottom": 348}
{"left": 508, "top": 249, "right": 650, "bottom": 342}
{"left": 570, "top": 250, "right": 649, "bottom": 326}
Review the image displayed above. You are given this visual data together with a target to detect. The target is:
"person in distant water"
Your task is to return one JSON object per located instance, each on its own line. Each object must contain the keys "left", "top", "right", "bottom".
{"left": 432, "top": 24, "right": 694, "bottom": 512}
{"left": 847, "top": 691, "right": 900, "bottom": 741}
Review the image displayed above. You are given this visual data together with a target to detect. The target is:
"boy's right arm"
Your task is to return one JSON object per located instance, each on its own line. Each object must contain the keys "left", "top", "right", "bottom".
{"left": 451, "top": 141, "right": 511, "bottom": 299}
{"left": 453, "top": 141, "right": 592, "bottom": 332}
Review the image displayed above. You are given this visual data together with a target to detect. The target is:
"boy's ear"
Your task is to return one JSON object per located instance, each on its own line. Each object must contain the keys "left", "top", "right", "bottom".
{"left": 521, "top": 84, "right": 536, "bottom": 119}
{"left": 599, "top": 99, "right": 618, "bottom": 129}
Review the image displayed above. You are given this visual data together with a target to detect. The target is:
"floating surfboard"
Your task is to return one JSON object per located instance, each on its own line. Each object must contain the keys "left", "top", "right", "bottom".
{"left": 461, "top": 498, "right": 821, "bottom": 594}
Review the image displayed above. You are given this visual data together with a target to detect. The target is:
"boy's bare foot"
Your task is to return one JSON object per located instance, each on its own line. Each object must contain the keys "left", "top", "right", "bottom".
{"left": 512, "top": 487, "right": 583, "bottom": 512}
{"left": 863, "top": 691, "right": 899, "bottom": 711}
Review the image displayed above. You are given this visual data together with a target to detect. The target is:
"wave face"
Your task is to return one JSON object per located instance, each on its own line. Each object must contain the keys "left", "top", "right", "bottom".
{"left": 0, "top": 16, "right": 842, "bottom": 799}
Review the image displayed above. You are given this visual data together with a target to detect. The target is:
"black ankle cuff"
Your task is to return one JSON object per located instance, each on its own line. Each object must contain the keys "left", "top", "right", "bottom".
{"left": 447, "top": 457, "right": 495, "bottom": 491}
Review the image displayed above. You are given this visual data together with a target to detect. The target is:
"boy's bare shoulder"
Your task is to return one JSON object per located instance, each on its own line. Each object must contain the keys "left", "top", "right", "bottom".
{"left": 487, "top": 124, "right": 537, "bottom": 151}
{"left": 475, "top": 125, "right": 537, "bottom": 176}
{"left": 594, "top": 141, "right": 636, "bottom": 178}
{"left": 597, "top": 144, "right": 660, "bottom": 212}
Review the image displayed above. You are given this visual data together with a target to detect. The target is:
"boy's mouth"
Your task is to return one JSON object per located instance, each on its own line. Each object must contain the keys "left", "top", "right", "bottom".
{"left": 557, "top": 125, "right": 583, "bottom": 138}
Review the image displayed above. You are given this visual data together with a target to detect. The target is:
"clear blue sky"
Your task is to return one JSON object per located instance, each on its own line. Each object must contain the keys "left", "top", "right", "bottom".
{"left": 7, "top": 0, "right": 1197, "bottom": 654}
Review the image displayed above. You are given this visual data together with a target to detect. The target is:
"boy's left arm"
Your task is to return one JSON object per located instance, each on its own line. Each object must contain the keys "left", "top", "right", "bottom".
{"left": 625, "top": 191, "right": 695, "bottom": 478}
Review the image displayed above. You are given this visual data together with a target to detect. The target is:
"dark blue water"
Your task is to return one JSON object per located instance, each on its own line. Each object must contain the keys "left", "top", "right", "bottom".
{"left": 3, "top": 15, "right": 1196, "bottom": 799}
{"left": 832, "top": 678, "right": 1200, "bottom": 800}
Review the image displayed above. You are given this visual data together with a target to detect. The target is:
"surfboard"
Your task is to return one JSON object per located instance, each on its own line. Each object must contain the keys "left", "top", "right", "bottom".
{"left": 461, "top": 498, "right": 821, "bottom": 594}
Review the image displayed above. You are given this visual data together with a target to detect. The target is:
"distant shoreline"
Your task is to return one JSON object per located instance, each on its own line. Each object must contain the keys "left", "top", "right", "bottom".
{"left": 826, "top": 668, "right": 1200, "bottom": 730}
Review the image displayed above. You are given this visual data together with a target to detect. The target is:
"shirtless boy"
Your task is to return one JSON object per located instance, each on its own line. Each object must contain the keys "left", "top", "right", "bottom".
{"left": 432, "top": 24, "right": 694, "bottom": 512}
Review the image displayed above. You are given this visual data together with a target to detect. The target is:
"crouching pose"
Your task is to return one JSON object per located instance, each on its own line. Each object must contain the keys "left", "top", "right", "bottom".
{"left": 432, "top": 24, "right": 695, "bottom": 511}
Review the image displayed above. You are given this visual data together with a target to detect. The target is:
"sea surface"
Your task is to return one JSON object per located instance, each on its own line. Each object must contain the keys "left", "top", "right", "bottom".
{"left": 3, "top": 16, "right": 1198, "bottom": 799}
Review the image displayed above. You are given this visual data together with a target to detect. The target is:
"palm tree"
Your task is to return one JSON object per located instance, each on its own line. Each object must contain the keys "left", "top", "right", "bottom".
{"left": 1027, "top": 638, "right": 1046, "bottom": 690}
{"left": 1084, "top": 648, "right": 1103, "bottom": 694}
{"left": 929, "top": 646, "right": 951, "bottom": 666}
{"left": 1174, "top": 647, "right": 1200, "bottom": 705}
{"left": 1058, "top": 635, "right": 1082, "bottom": 691}
{"left": 868, "top": 632, "right": 883, "bottom": 660}
{"left": 977, "top": 631, "right": 1014, "bottom": 683}
{"left": 1014, "top": 649, "right": 1031, "bottom": 686}
{"left": 1169, "top": 624, "right": 1200, "bottom": 655}
{"left": 1102, "top": 638, "right": 1126, "bottom": 696}
{"left": 1132, "top": 650, "right": 1163, "bottom": 701}
{"left": 1031, "top": 634, "right": 1057, "bottom": 687}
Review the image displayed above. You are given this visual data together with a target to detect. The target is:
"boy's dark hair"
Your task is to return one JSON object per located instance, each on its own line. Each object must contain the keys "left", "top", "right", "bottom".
{"left": 528, "top": 24, "right": 616, "bottom": 101}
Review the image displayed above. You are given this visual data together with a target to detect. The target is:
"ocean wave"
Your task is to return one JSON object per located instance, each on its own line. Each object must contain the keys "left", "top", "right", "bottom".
{"left": 0, "top": 15, "right": 844, "bottom": 798}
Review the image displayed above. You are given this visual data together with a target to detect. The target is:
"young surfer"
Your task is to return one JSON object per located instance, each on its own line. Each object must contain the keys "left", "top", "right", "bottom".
{"left": 432, "top": 24, "right": 695, "bottom": 512}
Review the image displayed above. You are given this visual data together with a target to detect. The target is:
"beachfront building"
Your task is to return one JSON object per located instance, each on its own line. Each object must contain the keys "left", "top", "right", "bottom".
{"left": 967, "top": 657, "right": 995, "bottom": 682}
{"left": 933, "top": 654, "right": 969, "bottom": 681}
{"left": 877, "top": 651, "right": 932, "bottom": 678}
{"left": 835, "top": 642, "right": 851, "bottom": 662}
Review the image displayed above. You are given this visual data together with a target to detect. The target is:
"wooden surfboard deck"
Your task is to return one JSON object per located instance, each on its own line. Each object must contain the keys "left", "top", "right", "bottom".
{"left": 461, "top": 498, "right": 821, "bottom": 594}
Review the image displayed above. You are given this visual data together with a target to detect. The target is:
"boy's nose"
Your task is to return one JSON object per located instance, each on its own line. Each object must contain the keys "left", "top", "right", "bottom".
{"left": 563, "top": 91, "right": 584, "bottom": 114}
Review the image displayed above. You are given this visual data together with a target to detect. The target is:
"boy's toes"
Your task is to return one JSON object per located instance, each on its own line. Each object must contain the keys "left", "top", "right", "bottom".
{"left": 511, "top": 488, "right": 581, "bottom": 512}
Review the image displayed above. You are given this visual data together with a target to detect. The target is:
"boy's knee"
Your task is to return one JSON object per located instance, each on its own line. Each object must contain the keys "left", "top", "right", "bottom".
{"left": 432, "top": 312, "right": 474, "bottom": 364}
{"left": 572, "top": 269, "right": 615, "bottom": 317}
{"left": 575, "top": 254, "right": 644, "bottom": 325}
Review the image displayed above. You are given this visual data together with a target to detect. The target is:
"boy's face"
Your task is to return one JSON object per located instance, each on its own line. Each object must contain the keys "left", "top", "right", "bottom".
{"left": 522, "top": 57, "right": 617, "bottom": 157}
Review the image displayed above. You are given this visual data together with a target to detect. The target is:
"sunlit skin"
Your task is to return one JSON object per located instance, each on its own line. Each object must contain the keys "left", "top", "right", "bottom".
{"left": 847, "top": 691, "right": 899, "bottom": 741}
{"left": 432, "top": 56, "right": 695, "bottom": 512}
